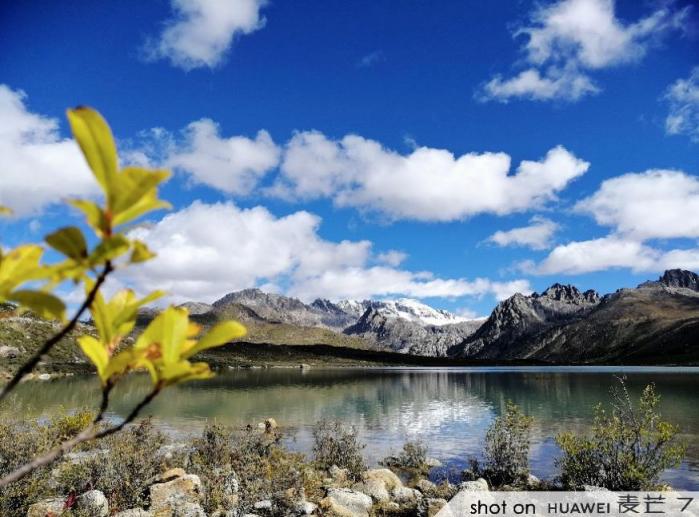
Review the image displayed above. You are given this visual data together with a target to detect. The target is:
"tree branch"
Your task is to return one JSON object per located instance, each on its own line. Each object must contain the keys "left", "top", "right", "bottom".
{"left": 0, "top": 261, "right": 113, "bottom": 404}
{"left": 0, "top": 385, "right": 160, "bottom": 488}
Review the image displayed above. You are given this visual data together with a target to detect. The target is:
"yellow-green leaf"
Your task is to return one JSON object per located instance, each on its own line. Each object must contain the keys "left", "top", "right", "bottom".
{"left": 160, "top": 360, "right": 213, "bottom": 386}
{"left": 0, "top": 206, "right": 12, "bottom": 216}
{"left": 69, "top": 200, "right": 109, "bottom": 237}
{"left": 77, "top": 335, "right": 109, "bottom": 382}
{"left": 0, "top": 245, "right": 51, "bottom": 297}
{"left": 183, "top": 320, "right": 246, "bottom": 359}
{"left": 66, "top": 107, "right": 117, "bottom": 196}
{"left": 45, "top": 226, "right": 88, "bottom": 261}
{"left": 130, "top": 240, "right": 156, "bottom": 263}
{"left": 111, "top": 167, "right": 170, "bottom": 217}
{"left": 89, "top": 235, "right": 130, "bottom": 265}
{"left": 112, "top": 189, "right": 171, "bottom": 227}
{"left": 8, "top": 290, "right": 66, "bottom": 321}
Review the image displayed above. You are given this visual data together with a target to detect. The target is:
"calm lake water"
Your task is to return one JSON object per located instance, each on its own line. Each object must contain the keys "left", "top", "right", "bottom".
{"left": 5, "top": 367, "right": 699, "bottom": 489}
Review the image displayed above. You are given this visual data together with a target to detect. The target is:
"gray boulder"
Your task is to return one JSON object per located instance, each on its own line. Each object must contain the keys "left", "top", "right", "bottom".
{"left": 26, "top": 498, "right": 65, "bottom": 517}
{"left": 322, "top": 488, "right": 373, "bottom": 517}
{"left": 76, "top": 490, "right": 109, "bottom": 517}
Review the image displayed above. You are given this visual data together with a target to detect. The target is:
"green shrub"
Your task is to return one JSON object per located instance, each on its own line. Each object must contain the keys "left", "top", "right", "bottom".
{"left": 54, "top": 418, "right": 168, "bottom": 510}
{"left": 0, "top": 408, "right": 94, "bottom": 515}
{"left": 189, "top": 423, "right": 308, "bottom": 514}
{"left": 468, "top": 401, "right": 533, "bottom": 488}
{"left": 556, "top": 382, "right": 686, "bottom": 490}
{"left": 382, "top": 440, "right": 430, "bottom": 477}
{"left": 312, "top": 420, "right": 366, "bottom": 480}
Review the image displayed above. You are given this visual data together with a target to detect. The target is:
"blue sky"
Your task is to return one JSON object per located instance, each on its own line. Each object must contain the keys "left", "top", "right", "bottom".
{"left": 1, "top": 0, "right": 698, "bottom": 316}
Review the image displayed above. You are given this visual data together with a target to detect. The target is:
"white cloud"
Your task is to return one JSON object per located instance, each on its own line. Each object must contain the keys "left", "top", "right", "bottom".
{"left": 122, "top": 201, "right": 531, "bottom": 303}
{"left": 146, "top": 0, "right": 268, "bottom": 70}
{"left": 481, "top": 0, "right": 689, "bottom": 102}
{"left": 273, "top": 132, "right": 588, "bottom": 221}
{"left": 532, "top": 236, "right": 699, "bottom": 275}
{"left": 664, "top": 67, "right": 699, "bottom": 142}
{"left": 0, "top": 85, "right": 97, "bottom": 216}
{"left": 482, "top": 67, "right": 599, "bottom": 102}
{"left": 534, "top": 237, "right": 658, "bottom": 274}
{"left": 166, "top": 119, "right": 280, "bottom": 194}
{"left": 529, "top": 168, "right": 699, "bottom": 275}
{"left": 376, "top": 250, "right": 408, "bottom": 267}
{"left": 575, "top": 169, "right": 699, "bottom": 240}
{"left": 486, "top": 216, "right": 559, "bottom": 250}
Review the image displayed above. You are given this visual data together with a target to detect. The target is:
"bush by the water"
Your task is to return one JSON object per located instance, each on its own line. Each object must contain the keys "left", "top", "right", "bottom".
{"left": 312, "top": 419, "right": 366, "bottom": 480}
{"left": 381, "top": 440, "right": 430, "bottom": 476}
{"left": 556, "top": 382, "right": 686, "bottom": 490}
{"left": 468, "top": 401, "right": 533, "bottom": 488}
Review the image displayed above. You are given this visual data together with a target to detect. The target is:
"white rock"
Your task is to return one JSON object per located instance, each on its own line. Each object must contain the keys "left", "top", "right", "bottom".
{"left": 353, "top": 477, "right": 390, "bottom": 502}
{"left": 114, "top": 510, "right": 153, "bottom": 517}
{"left": 296, "top": 501, "right": 318, "bottom": 515}
{"left": 27, "top": 498, "right": 65, "bottom": 517}
{"left": 392, "top": 486, "right": 422, "bottom": 504}
{"left": 364, "top": 468, "right": 402, "bottom": 491}
{"left": 254, "top": 499, "right": 273, "bottom": 510}
{"left": 76, "top": 489, "right": 109, "bottom": 517}
{"left": 458, "top": 478, "right": 489, "bottom": 491}
{"left": 0, "top": 345, "right": 20, "bottom": 358}
{"left": 324, "top": 488, "right": 373, "bottom": 517}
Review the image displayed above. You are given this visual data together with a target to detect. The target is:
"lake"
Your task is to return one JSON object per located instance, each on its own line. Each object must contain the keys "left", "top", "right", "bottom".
{"left": 5, "top": 367, "right": 699, "bottom": 489}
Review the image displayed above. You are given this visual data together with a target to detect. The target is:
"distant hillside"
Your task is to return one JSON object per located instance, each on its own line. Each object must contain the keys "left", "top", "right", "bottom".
{"left": 3, "top": 270, "right": 698, "bottom": 373}
{"left": 448, "top": 269, "right": 699, "bottom": 365}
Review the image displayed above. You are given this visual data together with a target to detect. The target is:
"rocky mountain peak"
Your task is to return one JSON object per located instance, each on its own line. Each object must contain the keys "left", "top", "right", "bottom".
{"left": 537, "top": 283, "right": 600, "bottom": 305}
{"left": 659, "top": 269, "right": 699, "bottom": 291}
{"left": 310, "top": 299, "right": 346, "bottom": 315}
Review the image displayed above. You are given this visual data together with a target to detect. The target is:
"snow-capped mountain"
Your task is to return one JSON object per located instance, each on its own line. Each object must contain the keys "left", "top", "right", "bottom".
{"left": 332, "top": 298, "right": 473, "bottom": 326}
{"left": 369, "top": 298, "right": 472, "bottom": 326}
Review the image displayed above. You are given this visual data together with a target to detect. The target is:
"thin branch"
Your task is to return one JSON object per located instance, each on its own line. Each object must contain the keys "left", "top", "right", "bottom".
{"left": 0, "top": 386, "right": 160, "bottom": 488}
{"left": 0, "top": 261, "right": 113, "bottom": 404}
{"left": 93, "top": 381, "right": 114, "bottom": 424}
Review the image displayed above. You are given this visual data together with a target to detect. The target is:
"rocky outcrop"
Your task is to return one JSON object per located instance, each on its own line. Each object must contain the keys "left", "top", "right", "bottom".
{"left": 659, "top": 269, "right": 699, "bottom": 291}
{"left": 449, "top": 283, "right": 600, "bottom": 359}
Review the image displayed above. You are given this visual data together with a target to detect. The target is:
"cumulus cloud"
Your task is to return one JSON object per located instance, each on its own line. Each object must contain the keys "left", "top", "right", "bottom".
{"left": 486, "top": 216, "right": 559, "bottom": 250}
{"left": 0, "top": 85, "right": 97, "bottom": 216}
{"left": 272, "top": 132, "right": 588, "bottom": 221}
{"left": 532, "top": 236, "right": 699, "bottom": 275}
{"left": 664, "top": 67, "right": 699, "bottom": 142}
{"left": 575, "top": 169, "right": 699, "bottom": 240}
{"left": 122, "top": 201, "right": 531, "bottom": 303}
{"left": 533, "top": 237, "right": 658, "bottom": 274}
{"left": 146, "top": 0, "right": 268, "bottom": 70}
{"left": 528, "top": 168, "right": 699, "bottom": 275}
{"left": 481, "top": 0, "right": 689, "bottom": 102}
{"left": 376, "top": 250, "right": 408, "bottom": 267}
{"left": 166, "top": 119, "right": 280, "bottom": 194}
